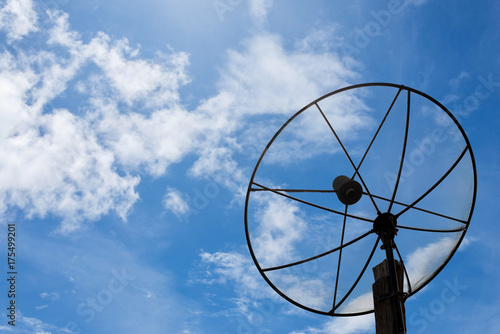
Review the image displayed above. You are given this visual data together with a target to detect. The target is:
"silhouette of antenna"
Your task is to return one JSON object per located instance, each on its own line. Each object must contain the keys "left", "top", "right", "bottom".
{"left": 245, "top": 83, "right": 476, "bottom": 333}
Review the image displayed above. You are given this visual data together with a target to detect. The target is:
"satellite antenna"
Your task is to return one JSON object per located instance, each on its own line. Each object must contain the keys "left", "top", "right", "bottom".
{"left": 244, "top": 83, "right": 476, "bottom": 333}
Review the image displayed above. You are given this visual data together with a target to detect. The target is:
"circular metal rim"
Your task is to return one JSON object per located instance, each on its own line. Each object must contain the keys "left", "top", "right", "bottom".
{"left": 244, "top": 82, "right": 477, "bottom": 317}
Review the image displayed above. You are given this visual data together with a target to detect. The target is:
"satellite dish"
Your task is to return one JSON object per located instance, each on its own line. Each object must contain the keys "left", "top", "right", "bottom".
{"left": 244, "top": 83, "right": 476, "bottom": 318}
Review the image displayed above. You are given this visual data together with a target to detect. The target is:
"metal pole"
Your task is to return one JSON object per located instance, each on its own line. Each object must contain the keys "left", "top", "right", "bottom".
{"left": 381, "top": 234, "right": 406, "bottom": 334}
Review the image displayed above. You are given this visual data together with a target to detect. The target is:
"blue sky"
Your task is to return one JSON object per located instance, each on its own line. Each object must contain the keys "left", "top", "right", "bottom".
{"left": 0, "top": 0, "right": 498, "bottom": 333}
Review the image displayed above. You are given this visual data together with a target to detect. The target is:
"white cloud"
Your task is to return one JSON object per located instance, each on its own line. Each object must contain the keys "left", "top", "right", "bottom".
{"left": 46, "top": 10, "right": 190, "bottom": 108}
{"left": 194, "top": 249, "right": 282, "bottom": 326}
{"left": 0, "top": 0, "right": 38, "bottom": 42}
{"left": 29, "top": 50, "right": 84, "bottom": 113}
{"left": 4, "top": 311, "right": 67, "bottom": 334}
{"left": 252, "top": 196, "right": 306, "bottom": 268}
{"left": 197, "top": 202, "right": 333, "bottom": 312}
{"left": 163, "top": 187, "right": 190, "bottom": 217}
{"left": 190, "top": 30, "right": 360, "bottom": 186}
{"left": 215, "top": 33, "right": 357, "bottom": 117}
{"left": 405, "top": 237, "right": 457, "bottom": 289}
{"left": 197, "top": 249, "right": 333, "bottom": 313}
{"left": 189, "top": 145, "right": 246, "bottom": 191}
{"left": 338, "top": 292, "right": 374, "bottom": 314}
{"left": 0, "top": 10, "right": 192, "bottom": 229}
{"left": 248, "top": 0, "right": 273, "bottom": 27}
{"left": 0, "top": 3, "right": 360, "bottom": 232}
{"left": 291, "top": 293, "right": 374, "bottom": 334}
{"left": 0, "top": 108, "right": 140, "bottom": 232}
{"left": 449, "top": 71, "right": 470, "bottom": 89}
{"left": 86, "top": 34, "right": 190, "bottom": 107}
{"left": 458, "top": 236, "right": 476, "bottom": 250}
{"left": 0, "top": 51, "right": 39, "bottom": 137}
{"left": 197, "top": 251, "right": 266, "bottom": 297}
{"left": 95, "top": 102, "right": 206, "bottom": 176}
{"left": 291, "top": 314, "right": 374, "bottom": 334}
{"left": 277, "top": 274, "right": 330, "bottom": 310}
{"left": 40, "top": 291, "right": 60, "bottom": 300}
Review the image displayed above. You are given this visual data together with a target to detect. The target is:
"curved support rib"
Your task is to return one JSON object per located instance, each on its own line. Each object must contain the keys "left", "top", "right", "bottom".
{"left": 367, "top": 192, "right": 467, "bottom": 224}
{"left": 262, "top": 230, "right": 374, "bottom": 272}
{"left": 395, "top": 146, "right": 469, "bottom": 218}
{"left": 330, "top": 236, "right": 380, "bottom": 313}
{"left": 252, "top": 182, "right": 373, "bottom": 223}
{"left": 394, "top": 244, "right": 412, "bottom": 295}
{"left": 251, "top": 188, "right": 335, "bottom": 193}
{"left": 388, "top": 90, "right": 411, "bottom": 213}
{"left": 315, "top": 103, "right": 381, "bottom": 214}
{"left": 397, "top": 225, "right": 466, "bottom": 233}
{"left": 354, "top": 87, "right": 403, "bottom": 175}
{"left": 333, "top": 205, "right": 348, "bottom": 308}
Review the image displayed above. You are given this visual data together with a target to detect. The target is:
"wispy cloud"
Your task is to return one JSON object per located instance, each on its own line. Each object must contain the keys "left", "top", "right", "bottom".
{"left": 0, "top": 0, "right": 37, "bottom": 42}
{"left": 291, "top": 310, "right": 374, "bottom": 334}
{"left": 40, "top": 292, "right": 60, "bottom": 300}
{"left": 0, "top": 310, "right": 69, "bottom": 334}
{"left": 163, "top": 187, "right": 190, "bottom": 218}
{"left": 405, "top": 237, "right": 458, "bottom": 289}
{"left": 196, "top": 251, "right": 267, "bottom": 297}
{"left": 248, "top": 0, "right": 273, "bottom": 28}
{"left": 252, "top": 196, "right": 306, "bottom": 268}
{"left": 449, "top": 71, "right": 470, "bottom": 90}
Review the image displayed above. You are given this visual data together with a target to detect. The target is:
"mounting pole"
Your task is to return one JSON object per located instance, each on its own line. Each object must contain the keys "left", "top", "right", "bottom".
{"left": 372, "top": 213, "right": 407, "bottom": 334}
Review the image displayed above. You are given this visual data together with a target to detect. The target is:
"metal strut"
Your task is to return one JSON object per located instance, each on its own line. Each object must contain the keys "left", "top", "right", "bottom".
{"left": 373, "top": 213, "right": 407, "bottom": 334}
